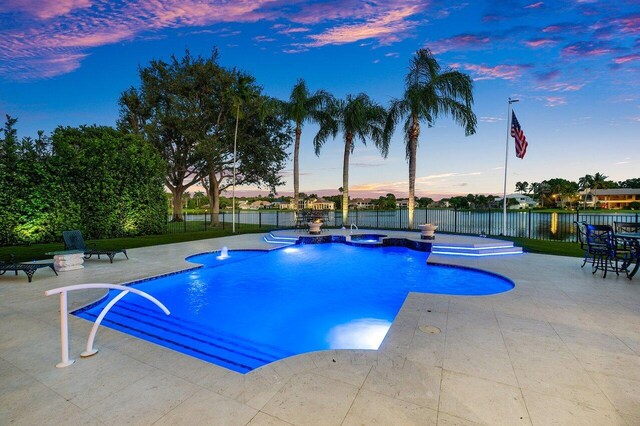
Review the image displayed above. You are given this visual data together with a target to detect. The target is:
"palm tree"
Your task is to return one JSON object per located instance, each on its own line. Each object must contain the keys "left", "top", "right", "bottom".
{"left": 515, "top": 181, "right": 529, "bottom": 194}
{"left": 230, "top": 72, "right": 255, "bottom": 232}
{"left": 590, "top": 172, "right": 609, "bottom": 208}
{"left": 279, "top": 80, "right": 331, "bottom": 211}
{"left": 314, "top": 93, "right": 387, "bottom": 225}
{"left": 578, "top": 174, "right": 594, "bottom": 208}
{"left": 385, "top": 49, "right": 477, "bottom": 228}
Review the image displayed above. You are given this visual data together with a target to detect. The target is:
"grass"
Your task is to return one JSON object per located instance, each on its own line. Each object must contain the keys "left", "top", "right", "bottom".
{"left": 496, "top": 236, "right": 583, "bottom": 257}
{"left": 0, "top": 224, "right": 272, "bottom": 262}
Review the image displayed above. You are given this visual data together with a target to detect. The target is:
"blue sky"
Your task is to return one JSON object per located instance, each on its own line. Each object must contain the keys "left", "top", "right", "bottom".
{"left": 1, "top": 0, "right": 638, "bottom": 199}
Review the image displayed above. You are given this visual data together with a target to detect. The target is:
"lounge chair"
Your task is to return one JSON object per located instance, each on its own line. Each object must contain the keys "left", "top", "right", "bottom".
{"left": 0, "top": 255, "right": 58, "bottom": 282}
{"left": 62, "top": 230, "right": 128, "bottom": 263}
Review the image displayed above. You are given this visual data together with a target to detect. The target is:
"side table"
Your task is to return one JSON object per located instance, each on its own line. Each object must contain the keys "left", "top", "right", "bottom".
{"left": 45, "top": 250, "right": 85, "bottom": 272}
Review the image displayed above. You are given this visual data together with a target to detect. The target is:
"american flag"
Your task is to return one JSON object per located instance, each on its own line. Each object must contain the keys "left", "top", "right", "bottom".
{"left": 511, "top": 111, "right": 528, "bottom": 159}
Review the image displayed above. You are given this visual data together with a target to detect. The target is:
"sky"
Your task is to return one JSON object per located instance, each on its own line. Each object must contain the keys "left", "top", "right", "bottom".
{"left": 0, "top": 0, "right": 638, "bottom": 200}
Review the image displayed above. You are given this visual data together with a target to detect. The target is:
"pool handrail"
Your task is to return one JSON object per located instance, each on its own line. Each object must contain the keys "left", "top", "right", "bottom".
{"left": 45, "top": 283, "right": 170, "bottom": 368}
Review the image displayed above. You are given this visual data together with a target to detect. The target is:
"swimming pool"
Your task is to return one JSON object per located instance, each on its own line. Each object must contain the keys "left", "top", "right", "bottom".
{"left": 76, "top": 243, "right": 513, "bottom": 373}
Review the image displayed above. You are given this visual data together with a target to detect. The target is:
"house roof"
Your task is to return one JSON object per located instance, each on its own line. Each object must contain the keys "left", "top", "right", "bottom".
{"left": 583, "top": 188, "right": 640, "bottom": 196}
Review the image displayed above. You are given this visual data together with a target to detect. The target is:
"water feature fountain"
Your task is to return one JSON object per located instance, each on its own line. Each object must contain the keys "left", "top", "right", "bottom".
{"left": 216, "top": 246, "right": 230, "bottom": 260}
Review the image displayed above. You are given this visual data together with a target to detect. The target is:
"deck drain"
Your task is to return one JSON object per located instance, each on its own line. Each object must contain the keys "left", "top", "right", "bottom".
{"left": 419, "top": 325, "right": 441, "bottom": 334}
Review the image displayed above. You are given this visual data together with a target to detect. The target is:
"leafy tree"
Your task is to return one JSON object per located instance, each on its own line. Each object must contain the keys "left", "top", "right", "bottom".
{"left": 417, "top": 197, "right": 434, "bottom": 208}
{"left": 314, "top": 93, "right": 387, "bottom": 225}
{"left": 278, "top": 79, "right": 331, "bottom": 212}
{"left": 618, "top": 178, "right": 640, "bottom": 188}
{"left": 375, "top": 193, "right": 397, "bottom": 210}
{"left": 118, "top": 50, "right": 228, "bottom": 221}
{"left": 385, "top": 48, "right": 477, "bottom": 228}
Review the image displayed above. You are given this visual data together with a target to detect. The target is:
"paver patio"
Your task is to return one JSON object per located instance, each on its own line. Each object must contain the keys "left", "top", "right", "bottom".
{"left": 1, "top": 230, "right": 639, "bottom": 425}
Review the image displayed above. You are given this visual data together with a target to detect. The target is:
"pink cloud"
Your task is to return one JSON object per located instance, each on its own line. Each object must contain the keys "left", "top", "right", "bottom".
{"left": 277, "top": 27, "right": 310, "bottom": 35}
{"left": 428, "top": 34, "right": 491, "bottom": 54}
{"left": 613, "top": 53, "right": 640, "bottom": 64}
{"left": 613, "top": 14, "right": 640, "bottom": 35}
{"left": 561, "top": 41, "right": 616, "bottom": 57}
{"left": 524, "top": 2, "right": 544, "bottom": 9}
{"left": 451, "top": 63, "right": 532, "bottom": 81}
{"left": 304, "top": 5, "right": 422, "bottom": 47}
{"left": 525, "top": 38, "right": 557, "bottom": 48}
{"left": 544, "top": 96, "right": 566, "bottom": 107}
{"left": 536, "top": 82, "right": 584, "bottom": 92}
{"left": 1, "top": 0, "right": 427, "bottom": 78}
{"left": 0, "top": 0, "right": 92, "bottom": 19}
{"left": 0, "top": 0, "right": 275, "bottom": 79}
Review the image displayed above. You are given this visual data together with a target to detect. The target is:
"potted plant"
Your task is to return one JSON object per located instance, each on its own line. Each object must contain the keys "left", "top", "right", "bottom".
{"left": 418, "top": 223, "right": 438, "bottom": 240}
{"left": 308, "top": 219, "right": 323, "bottom": 235}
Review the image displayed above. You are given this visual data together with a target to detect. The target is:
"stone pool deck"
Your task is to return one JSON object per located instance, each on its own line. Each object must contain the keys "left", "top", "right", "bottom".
{"left": 1, "top": 230, "right": 639, "bottom": 425}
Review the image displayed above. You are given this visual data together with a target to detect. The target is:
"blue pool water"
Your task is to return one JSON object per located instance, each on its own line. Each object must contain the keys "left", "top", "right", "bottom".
{"left": 76, "top": 243, "right": 513, "bottom": 373}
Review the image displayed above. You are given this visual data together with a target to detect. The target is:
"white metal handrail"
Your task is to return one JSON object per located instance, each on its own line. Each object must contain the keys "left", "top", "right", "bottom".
{"left": 45, "top": 283, "right": 170, "bottom": 368}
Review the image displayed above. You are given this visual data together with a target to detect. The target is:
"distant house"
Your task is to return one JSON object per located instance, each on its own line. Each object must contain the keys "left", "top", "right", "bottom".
{"left": 495, "top": 194, "right": 538, "bottom": 209}
{"left": 581, "top": 188, "right": 640, "bottom": 209}
{"left": 249, "top": 200, "right": 272, "bottom": 209}
{"left": 237, "top": 200, "right": 250, "bottom": 209}
{"left": 395, "top": 198, "right": 418, "bottom": 208}
{"left": 349, "top": 198, "right": 374, "bottom": 209}
{"left": 271, "top": 200, "right": 291, "bottom": 209}
{"left": 308, "top": 198, "right": 335, "bottom": 210}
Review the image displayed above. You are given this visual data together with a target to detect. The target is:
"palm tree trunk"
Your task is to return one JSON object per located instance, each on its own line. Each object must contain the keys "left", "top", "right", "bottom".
{"left": 342, "top": 134, "right": 352, "bottom": 225}
{"left": 293, "top": 125, "right": 301, "bottom": 211}
{"left": 408, "top": 118, "right": 419, "bottom": 229}
{"left": 208, "top": 170, "right": 220, "bottom": 225}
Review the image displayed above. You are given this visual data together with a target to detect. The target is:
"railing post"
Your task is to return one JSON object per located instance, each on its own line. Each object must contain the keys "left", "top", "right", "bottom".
{"left": 222, "top": 212, "right": 225, "bottom": 229}
{"left": 528, "top": 209, "right": 532, "bottom": 239}
{"left": 56, "top": 291, "right": 74, "bottom": 368}
{"left": 376, "top": 209, "right": 379, "bottom": 229}
{"left": 454, "top": 208, "right": 458, "bottom": 233}
{"left": 276, "top": 210, "right": 279, "bottom": 228}
{"left": 488, "top": 210, "right": 492, "bottom": 235}
{"left": 259, "top": 211, "right": 262, "bottom": 228}
{"left": 183, "top": 212, "right": 187, "bottom": 232}
{"left": 204, "top": 211, "right": 208, "bottom": 231}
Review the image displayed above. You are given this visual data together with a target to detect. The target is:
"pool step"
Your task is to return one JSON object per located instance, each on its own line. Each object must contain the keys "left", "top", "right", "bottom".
{"left": 79, "top": 302, "right": 293, "bottom": 373}
{"left": 263, "top": 233, "right": 298, "bottom": 245}
{"left": 431, "top": 242, "right": 522, "bottom": 256}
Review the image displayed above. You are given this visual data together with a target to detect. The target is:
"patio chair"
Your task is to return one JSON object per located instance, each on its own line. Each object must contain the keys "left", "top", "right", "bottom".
{"left": 585, "top": 224, "right": 631, "bottom": 278}
{"left": 0, "top": 255, "right": 58, "bottom": 282}
{"left": 613, "top": 221, "right": 640, "bottom": 233}
{"left": 62, "top": 230, "right": 128, "bottom": 263}
{"left": 574, "top": 221, "right": 591, "bottom": 268}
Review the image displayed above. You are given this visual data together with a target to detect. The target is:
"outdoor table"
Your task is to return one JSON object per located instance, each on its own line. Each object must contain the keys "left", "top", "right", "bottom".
{"left": 45, "top": 250, "right": 85, "bottom": 272}
{"left": 614, "top": 232, "right": 640, "bottom": 279}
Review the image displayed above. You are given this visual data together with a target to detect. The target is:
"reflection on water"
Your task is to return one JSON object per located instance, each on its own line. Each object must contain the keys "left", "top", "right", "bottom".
{"left": 327, "top": 318, "right": 391, "bottom": 350}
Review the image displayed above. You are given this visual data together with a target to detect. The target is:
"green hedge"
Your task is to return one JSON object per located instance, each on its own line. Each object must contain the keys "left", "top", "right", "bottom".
{"left": 0, "top": 119, "right": 167, "bottom": 245}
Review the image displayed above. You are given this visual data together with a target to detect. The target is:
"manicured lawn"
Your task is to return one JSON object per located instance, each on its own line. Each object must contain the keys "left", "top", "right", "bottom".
{"left": 0, "top": 225, "right": 272, "bottom": 262}
{"left": 497, "top": 236, "right": 583, "bottom": 257}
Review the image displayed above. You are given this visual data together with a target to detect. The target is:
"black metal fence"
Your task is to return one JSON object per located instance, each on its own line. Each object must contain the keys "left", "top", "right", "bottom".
{"left": 166, "top": 209, "right": 640, "bottom": 242}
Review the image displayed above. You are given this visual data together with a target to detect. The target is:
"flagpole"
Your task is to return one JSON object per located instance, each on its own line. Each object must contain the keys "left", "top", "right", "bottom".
{"left": 502, "top": 98, "right": 519, "bottom": 236}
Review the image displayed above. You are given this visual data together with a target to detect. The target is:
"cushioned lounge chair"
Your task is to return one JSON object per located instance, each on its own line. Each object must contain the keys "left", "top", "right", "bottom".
{"left": 0, "top": 255, "right": 57, "bottom": 282}
{"left": 63, "top": 230, "right": 128, "bottom": 263}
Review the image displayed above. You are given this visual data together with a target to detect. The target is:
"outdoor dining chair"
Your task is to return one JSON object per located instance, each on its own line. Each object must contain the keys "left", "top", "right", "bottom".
{"left": 585, "top": 224, "right": 632, "bottom": 278}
